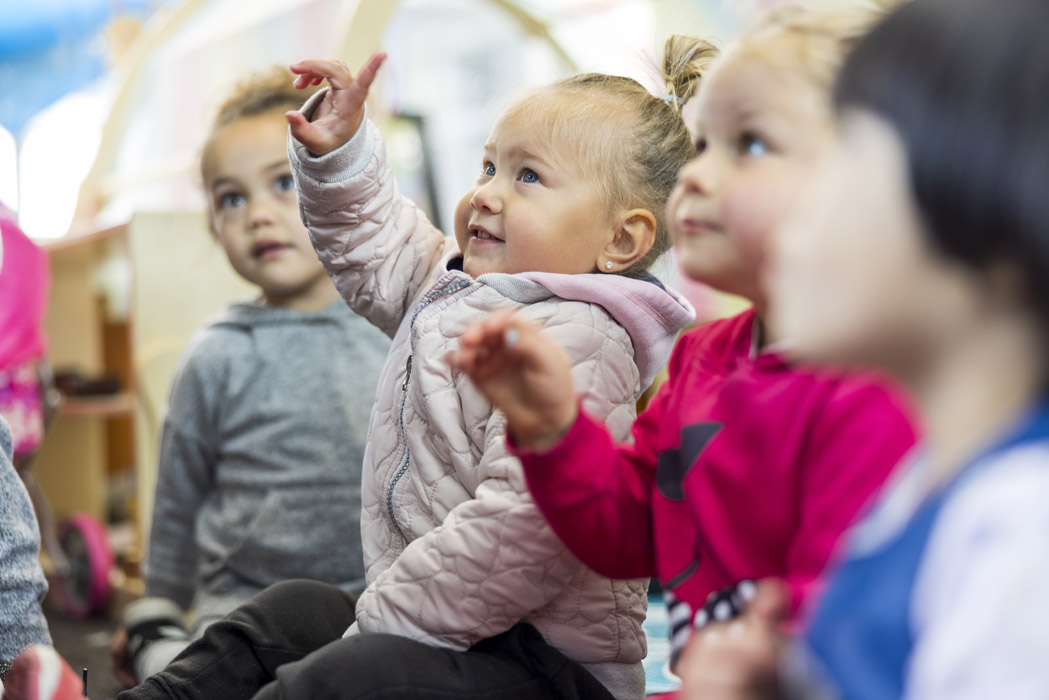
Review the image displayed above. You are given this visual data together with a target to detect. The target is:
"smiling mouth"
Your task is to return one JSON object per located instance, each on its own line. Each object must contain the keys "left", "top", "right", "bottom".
{"left": 470, "top": 227, "right": 503, "bottom": 242}
{"left": 676, "top": 218, "right": 724, "bottom": 235}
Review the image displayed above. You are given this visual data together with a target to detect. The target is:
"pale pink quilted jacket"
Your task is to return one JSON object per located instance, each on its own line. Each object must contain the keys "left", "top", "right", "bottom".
{"left": 289, "top": 100, "right": 694, "bottom": 698}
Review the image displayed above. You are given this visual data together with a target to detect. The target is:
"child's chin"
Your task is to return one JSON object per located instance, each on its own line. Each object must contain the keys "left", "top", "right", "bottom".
{"left": 673, "top": 250, "right": 715, "bottom": 282}
{"left": 786, "top": 332, "right": 863, "bottom": 369}
{"left": 463, "top": 258, "right": 509, "bottom": 278}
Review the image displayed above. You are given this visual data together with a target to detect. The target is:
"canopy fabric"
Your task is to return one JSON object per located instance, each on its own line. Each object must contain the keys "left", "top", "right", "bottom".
{"left": 0, "top": 0, "right": 157, "bottom": 135}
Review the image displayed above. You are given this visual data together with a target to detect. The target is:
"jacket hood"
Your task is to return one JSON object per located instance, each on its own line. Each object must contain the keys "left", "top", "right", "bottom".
{"left": 208, "top": 299, "right": 349, "bottom": 329}
{"left": 477, "top": 266, "right": 695, "bottom": 391}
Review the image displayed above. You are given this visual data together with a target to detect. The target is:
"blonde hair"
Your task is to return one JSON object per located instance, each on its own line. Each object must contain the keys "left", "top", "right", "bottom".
{"left": 201, "top": 66, "right": 319, "bottom": 181}
{"left": 502, "top": 35, "right": 718, "bottom": 276}
{"left": 738, "top": 1, "right": 899, "bottom": 91}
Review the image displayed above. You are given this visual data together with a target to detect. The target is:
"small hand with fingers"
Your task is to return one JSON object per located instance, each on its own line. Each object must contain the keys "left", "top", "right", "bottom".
{"left": 286, "top": 52, "right": 387, "bottom": 156}
{"left": 677, "top": 578, "right": 790, "bottom": 700}
{"left": 452, "top": 310, "right": 579, "bottom": 451}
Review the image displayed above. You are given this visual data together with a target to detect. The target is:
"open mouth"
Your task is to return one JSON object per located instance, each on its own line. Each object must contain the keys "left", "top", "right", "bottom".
{"left": 253, "top": 241, "right": 289, "bottom": 259}
{"left": 470, "top": 226, "right": 503, "bottom": 242}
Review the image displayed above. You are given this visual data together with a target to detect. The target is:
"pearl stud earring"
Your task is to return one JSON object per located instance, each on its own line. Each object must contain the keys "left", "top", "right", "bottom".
{"left": 605, "top": 261, "right": 613, "bottom": 270}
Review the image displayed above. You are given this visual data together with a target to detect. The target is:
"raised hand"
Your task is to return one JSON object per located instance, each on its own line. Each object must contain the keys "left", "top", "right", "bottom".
{"left": 677, "top": 579, "right": 790, "bottom": 700}
{"left": 286, "top": 52, "right": 387, "bottom": 156}
{"left": 452, "top": 311, "right": 579, "bottom": 451}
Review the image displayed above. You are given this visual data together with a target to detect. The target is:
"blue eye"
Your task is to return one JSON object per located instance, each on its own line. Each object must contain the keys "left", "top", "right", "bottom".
{"left": 740, "top": 133, "right": 769, "bottom": 157}
{"left": 520, "top": 169, "right": 540, "bottom": 184}
{"left": 275, "top": 174, "right": 295, "bottom": 193}
{"left": 482, "top": 162, "right": 495, "bottom": 176}
{"left": 218, "top": 192, "right": 245, "bottom": 210}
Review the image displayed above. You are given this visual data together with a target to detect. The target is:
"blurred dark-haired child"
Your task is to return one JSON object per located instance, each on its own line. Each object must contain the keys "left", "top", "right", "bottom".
{"left": 682, "top": 1, "right": 1049, "bottom": 698}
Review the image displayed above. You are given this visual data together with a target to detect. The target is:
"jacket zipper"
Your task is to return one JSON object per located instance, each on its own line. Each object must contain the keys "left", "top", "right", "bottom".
{"left": 402, "top": 355, "right": 413, "bottom": 391}
{"left": 385, "top": 276, "right": 472, "bottom": 543}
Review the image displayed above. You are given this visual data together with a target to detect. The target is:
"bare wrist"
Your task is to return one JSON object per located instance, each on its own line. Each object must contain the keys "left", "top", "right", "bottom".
{"left": 512, "top": 404, "right": 579, "bottom": 452}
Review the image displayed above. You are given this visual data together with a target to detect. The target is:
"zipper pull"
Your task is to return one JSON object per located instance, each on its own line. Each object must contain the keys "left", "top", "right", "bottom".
{"left": 402, "top": 355, "right": 413, "bottom": 391}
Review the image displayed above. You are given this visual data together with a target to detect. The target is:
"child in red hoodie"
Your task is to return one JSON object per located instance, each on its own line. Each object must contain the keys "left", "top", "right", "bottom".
{"left": 454, "top": 2, "right": 917, "bottom": 676}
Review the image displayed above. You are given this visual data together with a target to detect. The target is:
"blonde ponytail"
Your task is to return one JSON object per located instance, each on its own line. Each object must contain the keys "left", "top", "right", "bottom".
{"left": 661, "top": 35, "right": 719, "bottom": 112}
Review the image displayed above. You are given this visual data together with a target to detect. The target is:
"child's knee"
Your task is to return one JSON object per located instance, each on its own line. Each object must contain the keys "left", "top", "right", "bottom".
{"left": 256, "top": 579, "right": 342, "bottom": 607}
{"left": 236, "top": 579, "right": 357, "bottom": 643}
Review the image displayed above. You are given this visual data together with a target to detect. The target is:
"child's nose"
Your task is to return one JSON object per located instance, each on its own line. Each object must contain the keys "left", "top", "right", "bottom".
{"left": 677, "top": 153, "right": 720, "bottom": 197}
{"left": 247, "top": 199, "right": 277, "bottom": 228}
{"left": 471, "top": 180, "right": 503, "bottom": 214}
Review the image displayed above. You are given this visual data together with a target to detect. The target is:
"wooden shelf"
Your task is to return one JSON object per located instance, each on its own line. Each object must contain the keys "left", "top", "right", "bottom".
{"left": 36, "top": 212, "right": 257, "bottom": 543}
{"left": 58, "top": 393, "right": 136, "bottom": 418}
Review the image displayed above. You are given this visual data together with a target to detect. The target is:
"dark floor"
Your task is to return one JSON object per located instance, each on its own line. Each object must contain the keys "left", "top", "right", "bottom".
{"left": 45, "top": 598, "right": 124, "bottom": 700}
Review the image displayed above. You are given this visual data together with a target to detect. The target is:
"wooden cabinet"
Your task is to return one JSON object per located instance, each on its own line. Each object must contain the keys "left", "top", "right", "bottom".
{"left": 35, "top": 224, "right": 135, "bottom": 532}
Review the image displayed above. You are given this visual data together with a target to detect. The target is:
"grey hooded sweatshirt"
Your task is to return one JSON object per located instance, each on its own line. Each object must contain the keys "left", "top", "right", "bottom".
{"left": 144, "top": 299, "right": 390, "bottom": 611}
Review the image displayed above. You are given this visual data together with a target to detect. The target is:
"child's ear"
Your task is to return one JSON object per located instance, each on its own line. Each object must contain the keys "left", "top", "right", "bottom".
{"left": 600, "top": 209, "right": 656, "bottom": 273}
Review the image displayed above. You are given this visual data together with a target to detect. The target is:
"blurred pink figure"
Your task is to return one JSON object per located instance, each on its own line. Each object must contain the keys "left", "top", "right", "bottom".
{"left": 0, "top": 204, "right": 50, "bottom": 462}
{"left": 0, "top": 203, "right": 66, "bottom": 576}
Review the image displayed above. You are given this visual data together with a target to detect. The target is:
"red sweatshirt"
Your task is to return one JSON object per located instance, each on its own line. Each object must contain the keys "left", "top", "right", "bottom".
{"left": 514, "top": 309, "right": 916, "bottom": 664}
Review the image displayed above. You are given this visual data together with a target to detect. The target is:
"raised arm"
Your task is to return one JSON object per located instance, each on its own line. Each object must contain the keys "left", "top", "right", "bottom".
{"left": 287, "top": 56, "right": 452, "bottom": 336}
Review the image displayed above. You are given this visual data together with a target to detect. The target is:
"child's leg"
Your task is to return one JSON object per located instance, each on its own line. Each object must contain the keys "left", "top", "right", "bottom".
{"left": 118, "top": 580, "right": 356, "bottom": 700}
{"left": 134, "top": 636, "right": 189, "bottom": 686}
{"left": 251, "top": 623, "right": 616, "bottom": 700}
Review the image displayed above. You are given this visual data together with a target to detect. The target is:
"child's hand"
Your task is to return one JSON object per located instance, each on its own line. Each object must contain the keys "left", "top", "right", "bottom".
{"left": 677, "top": 579, "right": 790, "bottom": 700}
{"left": 453, "top": 311, "right": 579, "bottom": 451}
{"left": 286, "top": 52, "right": 386, "bottom": 157}
{"left": 109, "top": 625, "right": 137, "bottom": 688}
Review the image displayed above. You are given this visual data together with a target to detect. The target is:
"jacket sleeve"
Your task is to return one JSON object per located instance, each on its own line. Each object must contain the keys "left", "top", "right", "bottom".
{"left": 288, "top": 100, "right": 452, "bottom": 338}
{"left": 513, "top": 334, "right": 692, "bottom": 581}
{"left": 783, "top": 378, "right": 916, "bottom": 614}
{"left": 143, "top": 338, "right": 220, "bottom": 610}
{"left": 0, "top": 419, "right": 52, "bottom": 667}
{"left": 352, "top": 313, "right": 640, "bottom": 650}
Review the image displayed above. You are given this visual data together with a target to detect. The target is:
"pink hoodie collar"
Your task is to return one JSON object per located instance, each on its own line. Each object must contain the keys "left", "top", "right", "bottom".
{"left": 459, "top": 257, "right": 695, "bottom": 393}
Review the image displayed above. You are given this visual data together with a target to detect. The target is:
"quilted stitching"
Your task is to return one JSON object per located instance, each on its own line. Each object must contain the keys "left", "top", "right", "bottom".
{"left": 291, "top": 122, "right": 651, "bottom": 665}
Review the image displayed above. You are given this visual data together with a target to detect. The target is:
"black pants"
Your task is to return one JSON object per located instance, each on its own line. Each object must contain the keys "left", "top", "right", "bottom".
{"left": 117, "top": 579, "right": 616, "bottom": 700}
